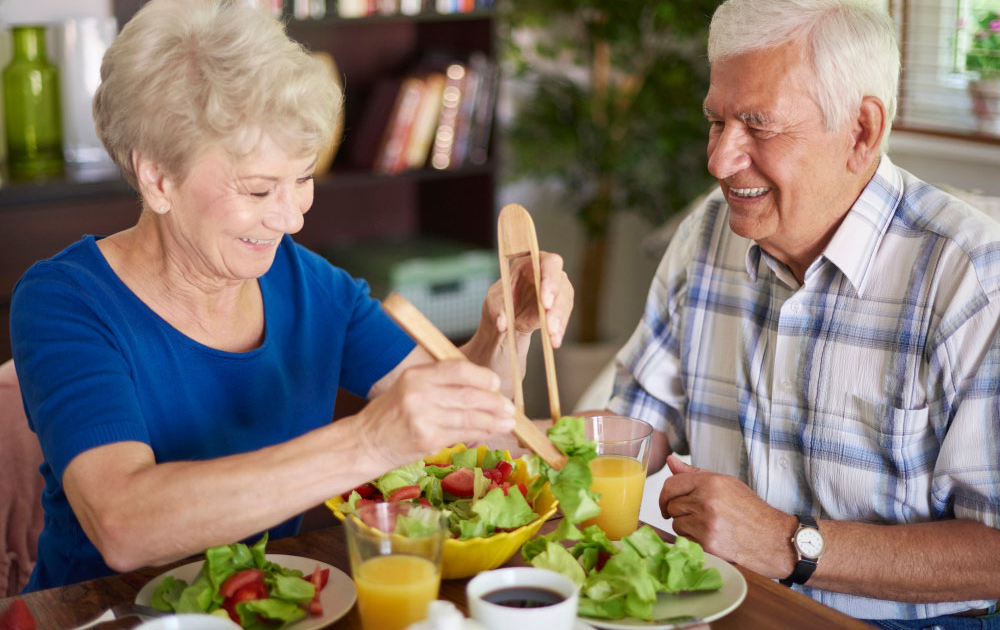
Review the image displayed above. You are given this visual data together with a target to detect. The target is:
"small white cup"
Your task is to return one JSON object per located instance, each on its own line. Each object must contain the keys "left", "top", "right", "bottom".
{"left": 135, "top": 614, "right": 241, "bottom": 630}
{"left": 466, "top": 567, "right": 579, "bottom": 630}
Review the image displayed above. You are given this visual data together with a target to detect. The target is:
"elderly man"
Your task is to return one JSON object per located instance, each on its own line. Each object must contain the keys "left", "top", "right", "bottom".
{"left": 609, "top": 0, "right": 1000, "bottom": 626}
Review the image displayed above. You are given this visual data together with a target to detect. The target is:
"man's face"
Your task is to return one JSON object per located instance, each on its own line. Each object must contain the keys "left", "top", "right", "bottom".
{"left": 704, "top": 40, "right": 856, "bottom": 266}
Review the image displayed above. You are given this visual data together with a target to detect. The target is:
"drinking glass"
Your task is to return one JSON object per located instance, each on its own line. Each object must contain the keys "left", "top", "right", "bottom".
{"left": 345, "top": 502, "right": 447, "bottom": 630}
{"left": 580, "top": 415, "right": 654, "bottom": 539}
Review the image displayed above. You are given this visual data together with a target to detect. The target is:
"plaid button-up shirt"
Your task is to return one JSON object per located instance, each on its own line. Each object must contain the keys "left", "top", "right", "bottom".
{"left": 609, "top": 157, "right": 1000, "bottom": 620}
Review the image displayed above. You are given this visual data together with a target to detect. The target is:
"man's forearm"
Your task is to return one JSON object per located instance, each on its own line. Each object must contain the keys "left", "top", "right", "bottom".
{"left": 808, "top": 518, "right": 1000, "bottom": 602}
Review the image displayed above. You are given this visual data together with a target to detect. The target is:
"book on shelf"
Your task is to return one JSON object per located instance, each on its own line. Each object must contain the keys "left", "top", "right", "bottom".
{"left": 403, "top": 72, "right": 446, "bottom": 170}
{"left": 374, "top": 76, "right": 425, "bottom": 174}
{"left": 352, "top": 54, "right": 495, "bottom": 175}
{"left": 430, "top": 62, "right": 466, "bottom": 170}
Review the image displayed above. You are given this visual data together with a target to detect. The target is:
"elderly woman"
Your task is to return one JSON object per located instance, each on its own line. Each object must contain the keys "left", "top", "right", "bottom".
{"left": 10, "top": 0, "right": 572, "bottom": 591}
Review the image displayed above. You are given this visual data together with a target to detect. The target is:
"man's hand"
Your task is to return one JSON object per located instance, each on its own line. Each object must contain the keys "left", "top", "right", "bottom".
{"left": 659, "top": 455, "right": 798, "bottom": 577}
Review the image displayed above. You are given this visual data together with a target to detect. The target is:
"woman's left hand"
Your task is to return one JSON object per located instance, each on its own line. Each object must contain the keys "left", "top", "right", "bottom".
{"left": 483, "top": 251, "right": 573, "bottom": 347}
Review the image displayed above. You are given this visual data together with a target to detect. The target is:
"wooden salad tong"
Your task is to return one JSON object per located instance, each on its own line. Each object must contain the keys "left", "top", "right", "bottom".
{"left": 382, "top": 292, "right": 567, "bottom": 470}
{"left": 496, "top": 203, "right": 562, "bottom": 424}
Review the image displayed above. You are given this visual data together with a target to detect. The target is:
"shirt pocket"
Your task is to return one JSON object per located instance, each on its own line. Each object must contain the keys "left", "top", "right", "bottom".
{"left": 807, "top": 395, "right": 936, "bottom": 523}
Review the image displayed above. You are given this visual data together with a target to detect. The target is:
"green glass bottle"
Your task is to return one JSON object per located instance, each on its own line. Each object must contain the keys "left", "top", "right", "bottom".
{"left": 3, "top": 25, "right": 64, "bottom": 178}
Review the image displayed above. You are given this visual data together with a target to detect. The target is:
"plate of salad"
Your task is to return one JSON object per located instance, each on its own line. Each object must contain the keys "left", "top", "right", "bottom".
{"left": 138, "top": 535, "right": 356, "bottom": 629}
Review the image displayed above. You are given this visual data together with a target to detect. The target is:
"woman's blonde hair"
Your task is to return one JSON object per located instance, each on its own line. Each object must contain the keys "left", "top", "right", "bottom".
{"left": 94, "top": 0, "right": 342, "bottom": 191}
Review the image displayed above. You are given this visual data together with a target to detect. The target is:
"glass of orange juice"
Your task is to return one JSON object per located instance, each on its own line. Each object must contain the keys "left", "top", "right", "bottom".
{"left": 580, "top": 415, "right": 653, "bottom": 540}
{"left": 345, "top": 501, "right": 448, "bottom": 630}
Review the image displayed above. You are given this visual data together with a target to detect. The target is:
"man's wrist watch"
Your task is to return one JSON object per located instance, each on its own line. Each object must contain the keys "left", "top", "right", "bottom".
{"left": 779, "top": 515, "right": 824, "bottom": 586}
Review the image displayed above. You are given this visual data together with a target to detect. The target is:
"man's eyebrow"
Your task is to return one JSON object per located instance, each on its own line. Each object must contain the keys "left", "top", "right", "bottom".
{"left": 737, "top": 111, "right": 773, "bottom": 127}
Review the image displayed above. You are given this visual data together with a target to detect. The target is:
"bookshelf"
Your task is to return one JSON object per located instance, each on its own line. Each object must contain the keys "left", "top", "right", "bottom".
{"left": 0, "top": 5, "right": 500, "bottom": 361}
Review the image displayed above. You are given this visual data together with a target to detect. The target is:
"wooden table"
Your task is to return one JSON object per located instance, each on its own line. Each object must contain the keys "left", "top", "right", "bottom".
{"left": 0, "top": 520, "right": 870, "bottom": 629}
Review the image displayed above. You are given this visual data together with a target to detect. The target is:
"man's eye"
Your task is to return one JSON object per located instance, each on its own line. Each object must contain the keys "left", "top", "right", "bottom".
{"left": 251, "top": 191, "right": 270, "bottom": 198}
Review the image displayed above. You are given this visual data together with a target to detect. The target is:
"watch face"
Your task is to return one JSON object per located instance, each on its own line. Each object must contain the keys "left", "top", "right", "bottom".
{"left": 796, "top": 527, "right": 824, "bottom": 559}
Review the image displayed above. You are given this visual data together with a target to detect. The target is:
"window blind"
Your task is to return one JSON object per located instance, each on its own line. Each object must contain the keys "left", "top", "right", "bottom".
{"left": 891, "top": 0, "right": 1000, "bottom": 140}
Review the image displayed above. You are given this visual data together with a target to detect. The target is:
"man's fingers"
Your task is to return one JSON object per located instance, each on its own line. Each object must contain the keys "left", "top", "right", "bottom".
{"left": 667, "top": 454, "right": 698, "bottom": 474}
{"left": 659, "top": 469, "right": 699, "bottom": 505}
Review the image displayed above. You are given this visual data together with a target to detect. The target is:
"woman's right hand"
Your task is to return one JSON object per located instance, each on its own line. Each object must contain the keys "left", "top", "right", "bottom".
{"left": 357, "top": 359, "right": 517, "bottom": 471}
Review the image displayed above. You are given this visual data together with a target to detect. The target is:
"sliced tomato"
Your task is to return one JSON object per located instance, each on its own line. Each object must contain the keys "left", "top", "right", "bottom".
{"left": 426, "top": 462, "right": 450, "bottom": 467}
{"left": 341, "top": 483, "right": 378, "bottom": 500}
{"left": 387, "top": 485, "right": 421, "bottom": 502}
{"left": 500, "top": 481, "right": 511, "bottom": 495}
{"left": 516, "top": 482, "right": 528, "bottom": 498}
{"left": 232, "top": 581, "right": 268, "bottom": 603}
{"left": 496, "top": 460, "right": 514, "bottom": 482}
{"left": 219, "top": 568, "right": 265, "bottom": 598}
{"left": 441, "top": 467, "right": 475, "bottom": 497}
{"left": 481, "top": 468, "right": 501, "bottom": 483}
{"left": 307, "top": 564, "right": 326, "bottom": 616}
{"left": 418, "top": 497, "right": 432, "bottom": 507}
{"left": 0, "top": 599, "right": 36, "bottom": 630}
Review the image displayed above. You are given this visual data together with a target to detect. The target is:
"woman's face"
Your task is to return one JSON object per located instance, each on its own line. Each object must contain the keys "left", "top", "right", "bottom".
{"left": 163, "top": 134, "right": 316, "bottom": 283}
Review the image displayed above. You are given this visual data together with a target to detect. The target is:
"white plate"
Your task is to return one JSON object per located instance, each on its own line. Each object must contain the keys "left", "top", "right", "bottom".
{"left": 579, "top": 551, "right": 747, "bottom": 629}
{"left": 136, "top": 553, "right": 356, "bottom": 630}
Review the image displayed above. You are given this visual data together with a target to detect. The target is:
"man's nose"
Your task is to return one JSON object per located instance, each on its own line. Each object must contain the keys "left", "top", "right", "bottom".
{"left": 263, "top": 188, "right": 304, "bottom": 235}
{"left": 707, "top": 125, "right": 751, "bottom": 180}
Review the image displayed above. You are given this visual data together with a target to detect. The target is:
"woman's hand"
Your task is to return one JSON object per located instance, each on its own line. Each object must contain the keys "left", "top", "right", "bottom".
{"left": 486, "top": 251, "right": 573, "bottom": 346}
{"left": 356, "top": 359, "right": 517, "bottom": 471}
{"left": 462, "top": 252, "right": 574, "bottom": 393}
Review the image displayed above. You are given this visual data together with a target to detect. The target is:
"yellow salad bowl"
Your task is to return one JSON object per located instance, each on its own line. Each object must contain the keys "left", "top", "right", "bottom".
{"left": 326, "top": 444, "right": 558, "bottom": 579}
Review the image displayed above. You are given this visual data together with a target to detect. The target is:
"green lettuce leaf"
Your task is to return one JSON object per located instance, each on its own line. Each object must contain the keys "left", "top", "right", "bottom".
{"left": 375, "top": 462, "right": 427, "bottom": 498}
{"left": 450, "top": 449, "right": 478, "bottom": 469}
{"left": 236, "top": 598, "right": 308, "bottom": 629}
{"left": 530, "top": 541, "right": 587, "bottom": 586}
{"left": 270, "top": 574, "right": 315, "bottom": 604}
{"left": 471, "top": 487, "right": 536, "bottom": 530}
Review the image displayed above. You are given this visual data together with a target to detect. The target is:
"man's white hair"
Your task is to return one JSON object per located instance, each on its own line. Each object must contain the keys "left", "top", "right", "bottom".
{"left": 708, "top": 0, "right": 899, "bottom": 151}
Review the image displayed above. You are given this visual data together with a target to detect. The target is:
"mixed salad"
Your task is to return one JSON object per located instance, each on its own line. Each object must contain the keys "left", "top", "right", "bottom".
{"left": 521, "top": 416, "right": 724, "bottom": 621}
{"left": 150, "top": 534, "right": 328, "bottom": 629}
{"left": 337, "top": 444, "right": 544, "bottom": 539}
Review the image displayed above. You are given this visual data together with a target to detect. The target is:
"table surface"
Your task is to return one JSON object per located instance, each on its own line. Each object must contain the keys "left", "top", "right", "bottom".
{"left": 0, "top": 520, "right": 871, "bottom": 629}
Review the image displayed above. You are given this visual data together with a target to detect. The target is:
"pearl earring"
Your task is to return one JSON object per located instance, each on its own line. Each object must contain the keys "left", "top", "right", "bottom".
{"left": 158, "top": 205, "right": 168, "bottom": 214}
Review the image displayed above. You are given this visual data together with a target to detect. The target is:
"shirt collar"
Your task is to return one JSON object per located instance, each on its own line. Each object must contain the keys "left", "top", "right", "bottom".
{"left": 742, "top": 157, "right": 903, "bottom": 296}
{"left": 822, "top": 156, "right": 903, "bottom": 297}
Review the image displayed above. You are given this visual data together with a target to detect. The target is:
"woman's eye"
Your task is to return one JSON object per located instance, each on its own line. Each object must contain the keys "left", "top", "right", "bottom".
{"left": 250, "top": 191, "right": 270, "bottom": 198}
{"left": 297, "top": 175, "right": 314, "bottom": 185}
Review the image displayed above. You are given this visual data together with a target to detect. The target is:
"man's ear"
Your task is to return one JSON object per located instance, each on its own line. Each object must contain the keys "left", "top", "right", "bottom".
{"left": 133, "top": 151, "right": 172, "bottom": 214}
{"left": 847, "top": 96, "right": 886, "bottom": 174}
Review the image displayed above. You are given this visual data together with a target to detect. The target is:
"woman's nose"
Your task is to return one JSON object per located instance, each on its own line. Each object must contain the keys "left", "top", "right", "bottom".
{"left": 707, "top": 125, "right": 751, "bottom": 180}
{"left": 262, "top": 188, "right": 304, "bottom": 235}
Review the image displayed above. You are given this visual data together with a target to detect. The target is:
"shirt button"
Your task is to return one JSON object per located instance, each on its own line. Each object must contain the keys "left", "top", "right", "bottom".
{"left": 779, "top": 456, "right": 789, "bottom": 469}
{"left": 780, "top": 379, "right": 793, "bottom": 391}
{"left": 789, "top": 303, "right": 801, "bottom": 314}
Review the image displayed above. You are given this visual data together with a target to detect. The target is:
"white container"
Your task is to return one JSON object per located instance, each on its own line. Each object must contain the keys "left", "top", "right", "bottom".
{"left": 466, "top": 567, "right": 579, "bottom": 630}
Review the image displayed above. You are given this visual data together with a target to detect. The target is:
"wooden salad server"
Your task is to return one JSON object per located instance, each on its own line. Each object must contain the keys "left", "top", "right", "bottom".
{"left": 382, "top": 292, "right": 568, "bottom": 470}
{"left": 496, "top": 203, "right": 562, "bottom": 424}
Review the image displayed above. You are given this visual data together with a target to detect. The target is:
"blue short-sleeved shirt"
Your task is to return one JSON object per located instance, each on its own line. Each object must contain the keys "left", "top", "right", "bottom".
{"left": 10, "top": 235, "right": 415, "bottom": 591}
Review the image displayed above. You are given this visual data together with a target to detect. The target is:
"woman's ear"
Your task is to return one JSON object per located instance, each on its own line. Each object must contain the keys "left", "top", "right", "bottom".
{"left": 133, "top": 151, "right": 172, "bottom": 213}
{"left": 847, "top": 96, "right": 886, "bottom": 174}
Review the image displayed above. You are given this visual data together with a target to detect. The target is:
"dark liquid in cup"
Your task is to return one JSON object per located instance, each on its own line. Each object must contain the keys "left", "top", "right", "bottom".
{"left": 481, "top": 586, "right": 566, "bottom": 608}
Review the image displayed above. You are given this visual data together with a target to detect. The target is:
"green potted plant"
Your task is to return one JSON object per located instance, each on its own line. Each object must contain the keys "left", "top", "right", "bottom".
{"left": 501, "top": 0, "right": 718, "bottom": 346}
{"left": 963, "top": 9, "right": 1000, "bottom": 134}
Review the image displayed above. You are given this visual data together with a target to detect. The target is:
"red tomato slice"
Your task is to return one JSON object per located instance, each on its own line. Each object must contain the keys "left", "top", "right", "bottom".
{"left": 231, "top": 582, "right": 268, "bottom": 603}
{"left": 0, "top": 599, "right": 36, "bottom": 630}
{"left": 441, "top": 467, "right": 475, "bottom": 497}
{"left": 306, "top": 564, "right": 326, "bottom": 616}
{"left": 516, "top": 482, "right": 528, "bottom": 498}
{"left": 426, "top": 462, "right": 450, "bottom": 467}
{"left": 501, "top": 481, "right": 511, "bottom": 495}
{"left": 496, "top": 460, "right": 514, "bottom": 482}
{"left": 481, "top": 468, "right": 501, "bottom": 483}
{"left": 219, "top": 568, "right": 265, "bottom": 598}
{"left": 341, "top": 483, "right": 378, "bottom": 500}
{"left": 387, "top": 485, "right": 421, "bottom": 502}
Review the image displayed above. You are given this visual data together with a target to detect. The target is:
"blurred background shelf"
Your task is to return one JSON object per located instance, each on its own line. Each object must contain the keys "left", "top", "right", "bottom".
{"left": 0, "top": 4, "right": 500, "bottom": 360}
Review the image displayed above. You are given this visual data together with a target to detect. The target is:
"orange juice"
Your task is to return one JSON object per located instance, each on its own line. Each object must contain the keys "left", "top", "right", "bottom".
{"left": 354, "top": 554, "right": 441, "bottom": 630}
{"left": 583, "top": 454, "right": 647, "bottom": 539}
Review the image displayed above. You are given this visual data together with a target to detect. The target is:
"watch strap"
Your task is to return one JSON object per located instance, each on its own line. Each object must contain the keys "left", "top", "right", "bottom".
{"left": 779, "top": 515, "right": 820, "bottom": 587}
